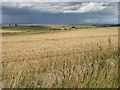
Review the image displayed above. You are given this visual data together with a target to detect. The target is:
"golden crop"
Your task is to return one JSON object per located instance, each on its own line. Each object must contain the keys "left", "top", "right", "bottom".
{"left": 2, "top": 27, "right": 119, "bottom": 88}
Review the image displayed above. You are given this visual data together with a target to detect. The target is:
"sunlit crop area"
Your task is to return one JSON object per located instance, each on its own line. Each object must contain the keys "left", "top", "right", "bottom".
{"left": 2, "top": 27, "right": 119, "bottom": 88}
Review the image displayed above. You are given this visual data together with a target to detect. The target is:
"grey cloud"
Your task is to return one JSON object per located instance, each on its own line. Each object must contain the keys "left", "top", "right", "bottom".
{"left": 2, "top": 2, "right": 109, "bottom": 14}
{"left": 2, "top": 2, "right": 118, "bottom": 24}
{"left": 2, "top": 0, "right": 120, "bottom": 2}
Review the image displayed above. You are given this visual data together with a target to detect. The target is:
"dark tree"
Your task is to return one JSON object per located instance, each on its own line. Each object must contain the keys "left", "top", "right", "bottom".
{"left": 15, "top": 24, "right": 17, "bottom": 26}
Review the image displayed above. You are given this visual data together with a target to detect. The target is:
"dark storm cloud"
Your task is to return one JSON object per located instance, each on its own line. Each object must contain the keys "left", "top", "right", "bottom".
{"left": 2, "top": 5, "right": 35, "bottom": 16}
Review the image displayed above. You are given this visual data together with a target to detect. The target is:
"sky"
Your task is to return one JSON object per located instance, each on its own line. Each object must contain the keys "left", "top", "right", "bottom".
{"left": 2, "top": 2, "right": 119, "bottom": 24}
{"left": 1, "top": 0, "right": 120, "bottom": 2}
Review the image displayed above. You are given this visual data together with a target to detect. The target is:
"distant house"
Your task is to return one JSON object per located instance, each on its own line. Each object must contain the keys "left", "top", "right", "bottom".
{"left": 59, "top": 25, "right": 78, "bottom": 30}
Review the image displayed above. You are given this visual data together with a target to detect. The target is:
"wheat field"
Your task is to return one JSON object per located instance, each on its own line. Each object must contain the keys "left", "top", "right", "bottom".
{"left": 2, "top": 27, "right": 119, "bottom": 88}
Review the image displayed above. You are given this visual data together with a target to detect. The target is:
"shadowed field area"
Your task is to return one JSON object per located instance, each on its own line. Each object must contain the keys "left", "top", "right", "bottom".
{"left": 2, "top": 27, "right": 119, "bottom": 88}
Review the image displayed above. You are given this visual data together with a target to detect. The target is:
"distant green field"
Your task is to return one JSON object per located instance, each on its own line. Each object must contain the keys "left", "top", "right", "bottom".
{"left": 2, "top": 25, "right": 117, "bottom": 33}
{"left": 2, "top": 26, "right": 52, "bottom": 32}
{"left": 2, "top": 24, "right": 98, "bottom": 30}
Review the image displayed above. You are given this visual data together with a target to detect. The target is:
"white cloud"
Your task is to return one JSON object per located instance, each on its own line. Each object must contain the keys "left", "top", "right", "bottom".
{"left": 2, "top": 2, "right": 109, "bottom": 13}
{"left": 79, "top": 3, "right": 107, "bottom": 13}
{"left": 63, "top": 3, "right": 108, "bottom": 13}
